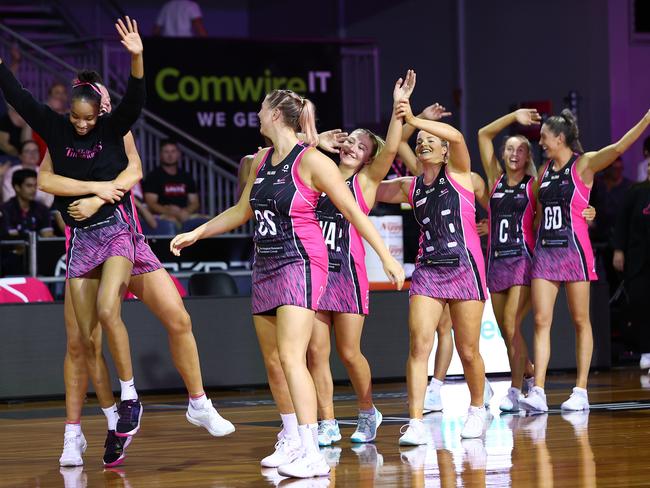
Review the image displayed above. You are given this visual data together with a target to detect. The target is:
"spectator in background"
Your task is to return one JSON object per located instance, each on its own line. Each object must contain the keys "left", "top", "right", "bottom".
{"left": 143, "top": 139, "right": 203, "bottom": 231}
{"left": 2, "top": 140, "right": 53, "bottom": 207}
{"left": 153, "top": 0, "right": 207, "bottom": 37}
{"left": 32, "top": 81, "right": 69, "bottom": 162}
{"left": 637, "top": 136, "right": 650, "bottom": 182}
{"left": 0, "top": 45, "right": 32, "bottom": 163}
{"left": 0, "top": 168, "right": 53, "bottom": 237}
{"left": 590, "top": 156, "right": 632, "bottom": 294}
{"left": 613, "top": 158, "right": 650, "bottom": 369}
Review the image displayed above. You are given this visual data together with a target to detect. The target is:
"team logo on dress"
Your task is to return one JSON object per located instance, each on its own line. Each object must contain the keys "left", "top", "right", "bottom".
{"left": 439, "top": 178, "right": 445, "bottom": 185}
{"left": 282, "top": 164, "right": 290, "bottom": 172}
{"left": 565, "top": 168, "right": 570, "bottom": 175}
{"left": 254, "top": 177, "right": 264, "bottom": 185}
{"left": 520, "top": 183, "right": 525, "bottom": 189}
{"left": 415, "top": 188, "right": 421, "bottom": 195}
{"left": 498, "top": 183, "right": 503, "bottom": 188}
{"left": 267, "top": 170, "right": 276, "bottom": 175}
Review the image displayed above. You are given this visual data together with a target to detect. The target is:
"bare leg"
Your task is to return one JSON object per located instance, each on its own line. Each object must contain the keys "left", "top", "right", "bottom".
{"left": 433, "top": 305, "right": 453, "bottom": 381}
{"left": 307, "top": 311, "right": 334, "bottom": 420}
{"left": 449, "top": 300, "right": 486, "bottom": 407}
{"left": 407, "top": 296, "right": 444, "bottom": 419}
{"left": 276, "top": 305, "right": 318, "bottom": 425}
{"left": 565, "top": 282, "right": 593, "bottom": 389}
{"left": 254, "top": 314, "right": 294, "bottom": 414}
{"left": 129, "top": 269, "right": 204, "bottom": 395}
{"left": 96, "top": 257, "right": 133, "bottom": 382}
{"left": 530, "top": 279, "right": 561, "bottom": 389}
{"left": 333, "top": 313, "right": 373, "bottom": 411}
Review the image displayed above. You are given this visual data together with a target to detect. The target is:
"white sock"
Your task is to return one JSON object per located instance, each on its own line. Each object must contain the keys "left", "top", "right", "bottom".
{"left": 119, "top": 377, "right": 138, "bottom": 402}
{"left": 64, "top": 423, "right": 81, "bottom": 436}
{"left": 429, "top": 377, "right": 443, "bottom": 390}
{"left": 189, "top": 393, "right": 209, "bottom": 410}
{"left": 573, "top": 387, "right": 588, "bottom": 395}
{"left": 280, "top": 413, "right": 299, "bottom": 439}
{"left": 298, "top": 423, "right": 318, "bottom": 454}
{"left": 102, "top": 404, "right": 119, "bottom": 431}
{"left": 468, "top": 405, "right": 485, "bottom": 414}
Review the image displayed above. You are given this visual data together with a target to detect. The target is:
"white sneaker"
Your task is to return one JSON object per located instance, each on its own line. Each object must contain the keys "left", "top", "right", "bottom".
{"left": 277, "top": 451, "right": 331, "bottom": 478}
{"left": 399, "top": 445, "right": 428, "bottom": 469}
{"left": 561, "top": 411, "right": 589, "bottom": 435}
{"left": 520, "top": 413, "right": 548, "bottom": 443}
{"left": 317, "top": 420, "right": 341, "bottom": 447}
{"left": 460, "top": 406, "right": 486, "bottom": 439}
{"left": 483, "top": 378, "right": 494, "bottom": 407}
{"left": 59, "top": 466, "right": 87, "bottom": 488}
{"left": 519, "top": 386, "right": 548, "bottom": 413}
{"left": 423, "top": 382, "right": 443, "bottom": 412}
{"left": 59, "top": 431, "right": 87, "bottom": 467}
{"left": 351, "top": 408, "right": 382, "bottom": 443}
{"left": 560, "top": 387, "right": 589, "bottom": 411}
{"left": 640, "top": 353, "right": 650, "bottom": 370}
{"left": 351, "top": 443, "right": 383, "bottom": 469}
{"left": 641, "top": 374, "right": 650, "bottom": 389}
{"left": 523, "top": 376, "right": 535, "bottom": 395}
{"left": 320, "top": 446, "right": 342, "bottom": 467}
{"left": 261, "top": 436, "right": 303, "bottom": 468}
{"left": 499, "top": 387, "right": 523, "bottom": 412}
{"left": 461, "top": 438, "right": 487, "bottom": 470}
{"left": 398, "top": 418, "right": 428, "bottom": 446}
{"left": 186, "top": 400, "right": 235, "bottom": 436}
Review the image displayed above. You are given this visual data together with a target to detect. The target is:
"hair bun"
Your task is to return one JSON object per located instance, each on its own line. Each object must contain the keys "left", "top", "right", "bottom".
{"left": 76, "top": 70, "right": 103, "bottom": 84}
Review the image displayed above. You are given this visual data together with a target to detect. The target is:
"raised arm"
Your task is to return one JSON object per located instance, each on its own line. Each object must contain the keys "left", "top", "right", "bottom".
{"left": 109, "top": 17, "right": 146, "bottom": 136}
{"left": 307, "top": 149, "right": 404, "bottom": 288}
{"left": 471, "top": 172, "right": 489, "bottom": 211}
{"left": 0, "top": 60, "right": 57, "bottom": 139}
{"left": 478, "top": 109, "right": 540, "bottom": 187}
{"left": 398, "top": 99, "right": 470, "bottom": 173}
{"left": 580, "top": 109, "right": 650, "bottom": 175}
{"left": 362, "top": 70, "right": 415, "bottom": 185}
{"left": 170, "top": 149, "right": 261, "bottom": 254}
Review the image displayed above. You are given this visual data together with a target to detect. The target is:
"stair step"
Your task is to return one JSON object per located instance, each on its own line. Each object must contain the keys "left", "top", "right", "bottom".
{"left": 0, "top": 5, "right": 53, "bottom": 15}
{"left": 4, "top": 18, "right": 65, "bottom": 27}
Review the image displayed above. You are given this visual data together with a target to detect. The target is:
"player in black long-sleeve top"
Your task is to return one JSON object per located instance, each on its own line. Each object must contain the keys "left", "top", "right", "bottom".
{"left": 0, "top": 17, "right": 147, "bottom": 466}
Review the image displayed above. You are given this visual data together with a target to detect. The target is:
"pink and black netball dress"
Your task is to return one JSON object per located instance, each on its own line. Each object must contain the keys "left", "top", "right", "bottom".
{"left": 486, "top": 174, "right": 536, "bottom": 292}
{"left": 532, "top": 154, "right": 597, "bottom": 282}
{"left": 408, "top": 165, "right": 487, "bottom": 301}
{"left": 249, "top": 144, "right": 328, "bottom": 315}
{"left": 316, "top": 173, "right": 370, "bottom": 315}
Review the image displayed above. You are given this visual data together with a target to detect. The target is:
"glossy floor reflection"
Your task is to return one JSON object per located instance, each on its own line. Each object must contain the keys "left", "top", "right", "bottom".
{"left": 2, "top": 368, "right": 650, "bottom": 487}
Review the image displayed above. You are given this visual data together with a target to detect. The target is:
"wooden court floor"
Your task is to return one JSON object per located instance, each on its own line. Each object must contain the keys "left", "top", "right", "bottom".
{"left": 2, "top": 368, "right": 650, "bottom": 487}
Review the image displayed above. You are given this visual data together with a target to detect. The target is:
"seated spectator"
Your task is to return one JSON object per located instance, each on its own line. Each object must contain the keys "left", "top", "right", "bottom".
{"left": 153, "top": 0, "right": 207, "bottom": 37}
{"left": 2, "top": 140, "right": 54, "bottom": 207}
{"left": 0, "top": 169, "right": 53, "bottom": 275}
{"left": 0, "top": 169, "right": 53, "bottom": 238}
{"left": 143, "top": 139, "right": 204, "bottom": 231}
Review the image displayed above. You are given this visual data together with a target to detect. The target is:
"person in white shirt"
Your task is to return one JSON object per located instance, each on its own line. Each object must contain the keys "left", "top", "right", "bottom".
{"left": 2, "top": 140, "right": 53, "bottom": 207}
{"left": 153, "top": 0, "right": 207, "bottom": 37}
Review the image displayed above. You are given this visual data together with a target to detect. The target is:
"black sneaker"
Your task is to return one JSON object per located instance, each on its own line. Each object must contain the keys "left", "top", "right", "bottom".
{"left": 103, "top": 430, "right": 132, "bottom": 468}
{"left": 116, "top": 399, "right": 143, "bottom": 437}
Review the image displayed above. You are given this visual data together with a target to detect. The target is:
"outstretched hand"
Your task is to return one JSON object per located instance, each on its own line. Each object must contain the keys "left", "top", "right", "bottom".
{"left": 421, "top": 102, "right": 452, "bottom": 121}
{"left": 115, "top": 16, "right": 143, "bottom": 56}
{"left": 395, "top": 99, "right": 415, "bottom": 124}
{"left": 318, "top": 129, "right": 349, "bottom": 154}
{"left": 393, "top": 69, "right": 416, "bottom": 102}
{"left": 514, "top": 108, "right": 541, "bottom": 126}
{"left": 170, "top": 230, "right": 199, "bottom": 256}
